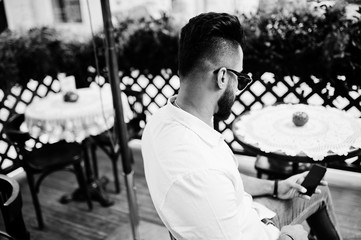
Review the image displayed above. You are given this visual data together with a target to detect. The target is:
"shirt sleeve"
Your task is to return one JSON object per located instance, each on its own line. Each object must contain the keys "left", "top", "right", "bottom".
{"left": 159, "top": 170, "right": 278, "bottom": 240}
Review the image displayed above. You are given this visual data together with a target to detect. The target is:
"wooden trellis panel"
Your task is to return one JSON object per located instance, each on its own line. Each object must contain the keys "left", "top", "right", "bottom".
{"left": 0, "top": 77, "right": 60, "bottom": 173}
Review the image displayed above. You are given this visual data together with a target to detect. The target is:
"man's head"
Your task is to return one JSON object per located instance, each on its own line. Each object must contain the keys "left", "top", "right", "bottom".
{"left": 178, "top": 12, "right": 244, "bottom": 78}
{"left": 178, "top": 12, "right": 249, "bottom": 120}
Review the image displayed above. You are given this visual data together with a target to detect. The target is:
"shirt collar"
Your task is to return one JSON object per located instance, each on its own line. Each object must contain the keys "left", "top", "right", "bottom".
{"left": 166, "top": 96, "right": 224, "bottom": 147}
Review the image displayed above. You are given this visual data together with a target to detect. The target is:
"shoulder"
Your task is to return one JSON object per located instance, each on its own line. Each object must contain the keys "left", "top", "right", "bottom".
{"left": 142, "top": 106, "right": 198, "bottom": 150}
{"left": 142, "top": 105, "right": 174, "bottom": 136}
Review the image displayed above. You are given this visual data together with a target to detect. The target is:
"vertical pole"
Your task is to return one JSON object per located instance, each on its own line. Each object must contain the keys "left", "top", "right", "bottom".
{"left": 100, "top": 1, "right": 140, "bottom": 239}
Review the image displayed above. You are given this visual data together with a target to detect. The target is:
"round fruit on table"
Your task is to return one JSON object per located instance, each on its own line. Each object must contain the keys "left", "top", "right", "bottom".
{"left": 292, "top": 111, "right": 309, "bottom": 127}
{"left": 63, "top": 91, "right": 79, "bottom": 102}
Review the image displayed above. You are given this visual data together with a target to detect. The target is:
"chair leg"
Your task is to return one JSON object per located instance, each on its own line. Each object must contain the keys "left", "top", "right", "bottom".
{"left": 111, "top": 154, "right": 121, "bottom": 194}
{"left": 26, "top": 173, "right": 44, "bottom": 229}
{"left": 73, "top": 163, "right": 93, "bottom": 210}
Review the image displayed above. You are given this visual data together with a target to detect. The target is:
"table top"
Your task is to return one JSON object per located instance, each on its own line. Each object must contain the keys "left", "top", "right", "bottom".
{"left": 232, "top": 104, "right": 361, "bottom": 162}
{"left": 25, "top": 86, "right": 115, "bottom": 143}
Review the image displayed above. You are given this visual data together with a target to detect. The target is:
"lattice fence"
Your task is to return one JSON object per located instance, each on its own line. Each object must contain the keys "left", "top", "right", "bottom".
{"left": 121, "top": 70, "right": 361, "bottom": 154}
{"left": 0, "top": 77, "right": 60, "bottom": 174}
{"left": 1, "top": 70, "right": 361, "bottom": 173}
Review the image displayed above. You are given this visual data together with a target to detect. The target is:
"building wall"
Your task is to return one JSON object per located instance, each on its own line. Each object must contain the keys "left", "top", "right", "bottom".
{"left": 4, "top": 0, "right": 37, "bottom": 30}
{"left": 8, "top": 0, "right": 357, "bottom": 40}
{"left": 3, "top": 0, "right": 105, "bottom": 39}
{"left": 205, "top": 0, "right": 236, "bottom": 13}
{"left": 3, "top": 0, "right": 260, "bottom": 36}
{"left": 112, "top": 0, "right": 171, "bottom": 18}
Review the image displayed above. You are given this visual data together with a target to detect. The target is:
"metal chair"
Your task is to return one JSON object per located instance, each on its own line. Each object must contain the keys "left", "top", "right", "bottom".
{"left": 3, "top": 114, "right": 92, "bottom": 229}
{"left": 0, "top": 230, "right": 15, "bottom": 240}
{"left": 0, "top": 174, "right": 30, "bottom": 240}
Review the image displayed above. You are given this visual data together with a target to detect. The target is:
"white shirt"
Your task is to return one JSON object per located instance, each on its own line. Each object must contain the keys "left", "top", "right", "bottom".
{"left": 141, "top": 96, "right": 280, "bottom": 240}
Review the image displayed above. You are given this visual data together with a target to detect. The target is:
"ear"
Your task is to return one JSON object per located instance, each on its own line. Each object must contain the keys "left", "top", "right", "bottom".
{"left": 216, "top": 67, "right": 228, "bottom": 90}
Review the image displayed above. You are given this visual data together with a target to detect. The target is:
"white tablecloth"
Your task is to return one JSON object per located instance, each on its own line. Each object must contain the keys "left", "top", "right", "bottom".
{"left": 233, "top": 104, "right": 361, "bottom": 160}
{"left": 25, "top": 85, "right": 128, "bottom": 143}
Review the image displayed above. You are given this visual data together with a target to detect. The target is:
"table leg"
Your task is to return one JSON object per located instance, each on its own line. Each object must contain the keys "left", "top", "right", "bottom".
{"left": 82, "top": 137, "right": 114, "bottom": 206}
{"left": 292, "top": 162, "right": 299, "bottom": 174}
{"left": 60, "top": 138, "right": 114, "bottom": 207}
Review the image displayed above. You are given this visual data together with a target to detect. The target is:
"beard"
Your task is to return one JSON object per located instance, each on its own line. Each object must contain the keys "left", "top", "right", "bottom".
{"left": 214, "top": 83, "right": 235, "bottom": 121}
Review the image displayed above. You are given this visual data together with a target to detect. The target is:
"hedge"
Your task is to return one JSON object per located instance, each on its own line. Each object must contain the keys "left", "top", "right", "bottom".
{"left": 0, "top": 5, "right": 360, "bottom": 93}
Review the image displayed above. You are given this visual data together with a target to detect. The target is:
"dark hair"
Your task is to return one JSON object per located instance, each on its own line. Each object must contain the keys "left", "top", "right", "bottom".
{"left": 178, "top": 12, "right": 244, "bottom": 77}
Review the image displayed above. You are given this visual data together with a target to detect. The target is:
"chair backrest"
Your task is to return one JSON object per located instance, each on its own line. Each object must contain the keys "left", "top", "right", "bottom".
{"left": 3, "top": 114, "right": 32, "bottom": 156}
{"left": 0, "top": 174, "right": 30, "bottom": 240}
{"left": 0, "top": 230, "right": 15, "bottom": 240}
{"left": 123, "top": 89, "right": 146, "bottom": 121}
{"left": 123, "top": 89, "right": 146, "bottom": 139}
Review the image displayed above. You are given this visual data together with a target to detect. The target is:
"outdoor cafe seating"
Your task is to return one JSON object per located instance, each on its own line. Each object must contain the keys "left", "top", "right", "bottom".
{"left": 232, "top": 103, "right": 361, "bottom": 180}
{"left": 1, "top": 1, "right": 361, "bottom": 239}
{"left": 3, "top": 114, "right": 92, "bottom": 229}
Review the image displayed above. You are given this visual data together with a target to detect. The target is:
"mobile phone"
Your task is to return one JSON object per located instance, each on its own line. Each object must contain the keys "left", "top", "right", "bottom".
{"left": 301, "top": 164, "right": 327, "bottom": 196}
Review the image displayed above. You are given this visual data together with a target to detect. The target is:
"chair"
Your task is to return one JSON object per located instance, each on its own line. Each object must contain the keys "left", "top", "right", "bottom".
{"left": 0, "top": 174, "right": 30, "bottom": 240}
{"left": 0, "top": 230, "right": 15, "bottom": 240}
{"left": 91, "top": 89, "right": 146, "bottom": 193}
{"left": 3, "top": 114, "right": 92, "bottom": 229}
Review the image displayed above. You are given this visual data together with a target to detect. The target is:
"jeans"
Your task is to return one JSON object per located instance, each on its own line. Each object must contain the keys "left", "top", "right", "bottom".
{"left": 254, "top": 185, "right": 342, "bottom": 240}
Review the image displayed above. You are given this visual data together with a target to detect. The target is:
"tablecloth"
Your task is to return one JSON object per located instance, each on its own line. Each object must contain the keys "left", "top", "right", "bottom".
{"left": 25, "top": 85, "right": 118, "bottom": 143}
{"left": 233, "top": 104, "right": 361, "bottom": 160}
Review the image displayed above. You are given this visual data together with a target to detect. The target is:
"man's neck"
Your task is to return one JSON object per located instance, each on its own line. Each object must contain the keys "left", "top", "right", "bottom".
{"left": 176, "top": 86, "right": 215, "bottom": 127}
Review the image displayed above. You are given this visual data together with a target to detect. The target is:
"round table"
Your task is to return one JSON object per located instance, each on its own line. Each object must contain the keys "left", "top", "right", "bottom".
{"left": 25, "top": 86, "right": 116, "bottom": 206}
{"left": 232, "top": 104, "right": 361, "bottom": 176}
{"left": 25, "top": 87, "right": 114, "bottom": 143}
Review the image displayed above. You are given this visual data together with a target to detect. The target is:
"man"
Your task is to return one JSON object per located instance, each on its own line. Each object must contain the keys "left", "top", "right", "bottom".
{"left": 141, "top": 12, "right": 342, "bottom": 240}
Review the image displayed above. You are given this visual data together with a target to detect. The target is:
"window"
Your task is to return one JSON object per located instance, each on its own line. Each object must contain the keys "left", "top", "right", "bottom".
{"left": 52, "top": 0, "right": 82, "bottom": 23}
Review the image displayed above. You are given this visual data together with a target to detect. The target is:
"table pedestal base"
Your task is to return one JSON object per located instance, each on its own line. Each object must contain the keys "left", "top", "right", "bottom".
{"left": 60, "top": 176, "right": 114, "bottom": 207}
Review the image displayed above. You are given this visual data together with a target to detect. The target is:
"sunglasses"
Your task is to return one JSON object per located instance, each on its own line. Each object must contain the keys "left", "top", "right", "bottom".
{"left": 213, "top": 68, "right": 252, "bottom": 90}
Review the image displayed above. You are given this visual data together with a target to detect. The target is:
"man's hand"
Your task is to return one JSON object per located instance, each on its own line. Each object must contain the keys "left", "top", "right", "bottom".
{"left": 277, "top": 171, "right": 327, "bottom": 200}
{"left": 278, "top": 225, "right": 308, "bottom": 240}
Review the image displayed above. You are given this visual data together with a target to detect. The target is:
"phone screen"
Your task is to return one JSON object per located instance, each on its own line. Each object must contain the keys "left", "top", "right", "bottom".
{"left": 301, "top": 164, "right": 327, "bottom": 196}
